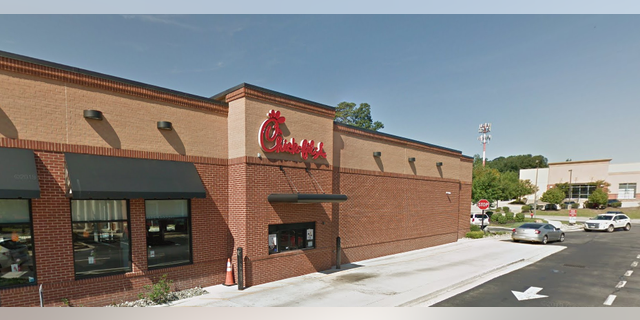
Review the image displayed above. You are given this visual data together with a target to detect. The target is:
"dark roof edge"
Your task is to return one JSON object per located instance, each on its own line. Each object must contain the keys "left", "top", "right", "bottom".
{"left": 0, "top": 50, "right": 227, "bottom": 107}
{"left": 334, "top": 122, "right": 463, "bottom": 155}
{"left": 212, "top": 83, "right": 335, "bottom": 111}
{"left": 462, "top": 154, "right": 474, "bottom": 160}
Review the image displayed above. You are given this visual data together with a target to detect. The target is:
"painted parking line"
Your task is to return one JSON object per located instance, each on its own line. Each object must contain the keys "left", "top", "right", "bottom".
{"left": 624, "top": 270, "right": 633, "bottom": 277}
{"left": 615, "top": 281, "right": 627, "bottom": 289}
{"left": 637, "top": 254, "right": 640, "bottom": 259}
{"left": 604, "top": 295, "right": 617, "bottom": 306}
{"left": 632, "top": 261, "right": 639, "bottom": 268}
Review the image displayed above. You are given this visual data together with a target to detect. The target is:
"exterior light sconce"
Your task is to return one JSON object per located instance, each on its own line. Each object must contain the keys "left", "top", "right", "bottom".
{"left": 436, "top": 162, "right": 443, "bottom": 167}
{"left": 157, "top": 121, "right": 173, "bottom": 131}
{"left": 445, "top": 191, "right": 452, "bottom": 195}
{"left": 83, "top": 110, "right": 103, "bottom": 120}
{"left": 408, "top": 157, "right": 416, "bottom": 162}
{"left": 373, "top": 151, "right": 382, "bottom": 157}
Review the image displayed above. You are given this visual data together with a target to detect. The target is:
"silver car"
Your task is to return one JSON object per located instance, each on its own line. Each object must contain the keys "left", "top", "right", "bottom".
{"left": 512, "top": 223, "right": 565, "bottom": 244}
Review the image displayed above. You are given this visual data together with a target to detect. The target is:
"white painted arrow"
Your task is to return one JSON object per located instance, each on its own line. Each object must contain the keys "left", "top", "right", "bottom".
{"left": 512, "top": 287, "right": 548, "bottom": 301}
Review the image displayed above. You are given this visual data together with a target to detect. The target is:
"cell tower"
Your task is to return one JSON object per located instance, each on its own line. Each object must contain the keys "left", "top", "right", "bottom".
{"left": 477, "top": 123, "right": 492, "bottom": 167}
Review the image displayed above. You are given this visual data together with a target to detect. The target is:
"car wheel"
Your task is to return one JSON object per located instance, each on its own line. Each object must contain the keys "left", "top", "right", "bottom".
{"left": 542, "top": 235, "right": 548, "bottom": 245}
{"left": 625, "top": 223, "right": 631, "bottom": 231}
{"left": 584, "top": 229, "right": 591, "bottom": 232}
{"left": 607, "top": 225, "right": 614, "bottom": 233}
{"left": 512, "top": 239, "right": 519, "bottom": 243}
{"left": 559, "top": 233, "right": 565, "bottom": 242}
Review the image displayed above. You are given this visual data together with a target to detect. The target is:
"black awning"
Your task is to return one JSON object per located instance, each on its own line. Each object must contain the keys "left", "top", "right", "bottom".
{"left": 268, "top": 193, "right": 348, "bottom": 203}
{"left": 65, "top": 153, "right": 206, "bottom": 199}
{"left": 0, "top": 147, "right": 41, "bottom": 199}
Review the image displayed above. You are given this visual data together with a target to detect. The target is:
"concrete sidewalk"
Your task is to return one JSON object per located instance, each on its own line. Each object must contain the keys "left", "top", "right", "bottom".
{"left": 161, "top": 235, "right": 565, "bottom": 307}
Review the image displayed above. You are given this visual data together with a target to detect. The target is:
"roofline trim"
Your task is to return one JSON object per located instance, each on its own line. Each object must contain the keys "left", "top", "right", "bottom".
{"left": 333, "top": 122, "right": 463, "bottom": 157}
{"left": 548, "top": 159, "right": 612, "bottom": 166}
{"left": 0, "top": 50, "right": 228, "bottom": 115}
{"left": 213, "top": 83, "right": 335, "bottom": 118}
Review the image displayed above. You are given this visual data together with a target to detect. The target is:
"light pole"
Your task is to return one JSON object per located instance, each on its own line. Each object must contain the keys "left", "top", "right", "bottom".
{"left": 477, "top": 123, "right": 492, "bottom": 167}
{"left": 568, "top": 169, "right": 573, "bottom": 205}
{"left": 533, "top": 160, "right": 539, "bottom": 218}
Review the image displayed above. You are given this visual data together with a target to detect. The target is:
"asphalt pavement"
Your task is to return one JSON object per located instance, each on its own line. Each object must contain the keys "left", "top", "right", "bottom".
{"left": 161, "top": 233, "right": 568, "bottom": 307}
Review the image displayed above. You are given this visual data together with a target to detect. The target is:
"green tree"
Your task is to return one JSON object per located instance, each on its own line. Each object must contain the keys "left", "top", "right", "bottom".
{"left": 486, "top": 154, "right": 548, "bottom": 173}
{"left": 335, "top": 102, "right": 384, "bottom": 131}
{"left": 540, "top": 187, "right": 565, "bottom": 205}
{"left": 497, "top": 171, "right": 537, "bottom": 202}
{"left": 472, "top": 166, "right": 502, "bottom": 204}
{"left": 588, "top": 188, "right": 608, "bottom": 208}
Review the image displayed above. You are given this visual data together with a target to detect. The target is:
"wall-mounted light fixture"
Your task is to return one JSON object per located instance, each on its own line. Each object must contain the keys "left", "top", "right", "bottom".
{"left": 408, "top": 157, "right": 416, "bottom": 162}
{"left": 445, "top": 191, "right": 452, "bottom": 195}
{"left": 373, "top": 152, "right": 382, "bottom": 157}
{"left": 436, "top": 162, "right": 443, "bottom": 167}
{"left": 157, "top": 121, "right": 173, "bottom": 131}
{"left": 83, "top": 110, "right": 103, "bottom": 120}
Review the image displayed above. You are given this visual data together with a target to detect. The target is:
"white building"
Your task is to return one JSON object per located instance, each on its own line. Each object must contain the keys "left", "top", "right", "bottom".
{"left": 520, "top": 159, "right": 639, "bottom": 208}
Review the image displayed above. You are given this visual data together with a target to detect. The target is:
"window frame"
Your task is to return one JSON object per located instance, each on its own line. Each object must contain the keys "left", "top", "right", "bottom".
{"left": 69, "top": 199, "right": 132, "bottom": 280}
{"left": 144, "top": 199, "right": 193, "bottom": 270}
{"left": 268, "top": 222, "right": 316, "bottom": 255}
{"left": 0, "top": 199, "right": 37, "bottom": 289}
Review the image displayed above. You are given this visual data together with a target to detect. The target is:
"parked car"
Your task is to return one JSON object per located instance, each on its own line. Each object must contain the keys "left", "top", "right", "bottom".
{"left": 562, "top": 201, "right": 578, "bottom": 209}
{"left": 541, "top": 203, "right": 559, "bottom": 211}
{"left": 470, "top": 213, "right": 490, "bottom": 228}
{"left": 607, "top": 199, "right": 622, "bottom": 208}
{"left": 0, "top": 239, "right": 31, "bottom": 270}
{"left": 512, "top": 223, "right": 565, "bottom": 244}
{"left": 584, "top": 212, "right": 631, "bottom": 232}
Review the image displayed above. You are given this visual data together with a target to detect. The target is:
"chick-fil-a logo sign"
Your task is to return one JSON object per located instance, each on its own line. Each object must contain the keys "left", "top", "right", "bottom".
{"left": 258, "top": 110, "right": 327, "bottom": 160}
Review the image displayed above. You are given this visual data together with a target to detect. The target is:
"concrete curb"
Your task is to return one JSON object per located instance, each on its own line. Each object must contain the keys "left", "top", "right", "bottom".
{"left": 398, "top": 258, "right": 526, "bottom": 307}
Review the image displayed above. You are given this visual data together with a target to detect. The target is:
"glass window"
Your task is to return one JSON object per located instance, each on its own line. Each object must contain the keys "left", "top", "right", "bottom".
{"left": 0, "top": 199, "right": 36, "bottom": 288}
{"left": 268, "top": 222, "right": 315, "bottom": 254}
{"left": 618, "top": 183, "right": 637, "bottom": 200}
{"left": 569, "top": 184, "right": 596, "bottom": 199}
{"left": 145, "top": 200, "right": 191, "bottom": 269}
{"left": 71, "top": 200, "right": 130, "bottom": 278}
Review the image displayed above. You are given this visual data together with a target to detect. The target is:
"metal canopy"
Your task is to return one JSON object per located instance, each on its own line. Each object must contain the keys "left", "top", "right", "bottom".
{"left": 267, "top": 193, "right": 348, "bottom": 203}
{"left": 64, "top": 153, "right": 206, "bottom": 199}
{"left": 0, "top": 147, "right": 41, "bottom": 198}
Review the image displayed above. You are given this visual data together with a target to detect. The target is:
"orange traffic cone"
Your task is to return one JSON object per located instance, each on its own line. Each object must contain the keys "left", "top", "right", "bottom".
{"left": 224, "top": 258, "right": 235, "bottom": 286}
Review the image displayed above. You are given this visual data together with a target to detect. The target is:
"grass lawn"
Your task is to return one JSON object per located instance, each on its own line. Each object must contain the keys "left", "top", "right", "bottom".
{"left": 533, "top": 207, "right": 640, "bottom": 219}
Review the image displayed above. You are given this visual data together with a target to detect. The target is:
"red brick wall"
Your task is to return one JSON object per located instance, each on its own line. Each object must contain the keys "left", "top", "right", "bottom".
{"left": 336, "top": 168, "right": 464, "bottom": 264}
{"left": 233, "top": 160, "right": 335, "bottom": 287}
{"left": 0, "top": 149, "right": 229, "bottom": 307}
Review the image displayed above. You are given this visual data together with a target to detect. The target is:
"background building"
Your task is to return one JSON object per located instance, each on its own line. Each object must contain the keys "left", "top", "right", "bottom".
{"left": 520, "top": 159, "right": 639, "bottom": 207}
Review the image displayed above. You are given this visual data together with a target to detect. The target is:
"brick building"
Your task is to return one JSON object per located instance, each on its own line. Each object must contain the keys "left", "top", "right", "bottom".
{"left": 0, "top": 50, "right": 473, "bottom": 307}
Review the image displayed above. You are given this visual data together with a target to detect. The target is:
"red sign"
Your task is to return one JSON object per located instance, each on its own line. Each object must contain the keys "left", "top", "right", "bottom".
{"left": 258, "top": 110, "right": 327, "bottom": 160}
{"left": 569, "top": 209, "right": 577, "bottom": 217}
{"left": 477, "top": 199, "right": 490, "bottom": 210}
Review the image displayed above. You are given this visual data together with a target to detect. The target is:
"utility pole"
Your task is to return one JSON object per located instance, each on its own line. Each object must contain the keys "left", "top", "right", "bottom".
{"left": 568, "top": 169, "right": 573, "bottom": 204}
{"left": 533, "top": 160, "right": 539, "bottom": 218}
{"left": 477, "top": 123, "right": 492, "bottom": 167}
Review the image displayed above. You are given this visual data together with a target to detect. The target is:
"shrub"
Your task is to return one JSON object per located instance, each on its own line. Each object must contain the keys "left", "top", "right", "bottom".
{"left": 495, "top": 207, "right": 502, "bottom": 212}
{"left": 610, "top": 201, "right": 622, "bottom": 208}
{"left": 515, "top": 212, "right": 525, "bottom": 222}
{"left": 470, "top": 225, "right": 481, "bottom": 232}
{"left": 466, "top": 231, "right": 485, "bottom": 239}
{"left": 521, "top": 205, "right": 531, "bottom": 213}
{"left": 505, "top": 211, "right": 514, "bottom": 221}
{"left": 588, "top": 188, "right": 608, "bottom": 209}
{"left": 497, "top": 214, "right": 508, "bottom": 224}
{"left": 140, "top": 274, "right": 173, "bottom": 304}
{"left": 502, "top": 207, "right": 510, "bottom": 213}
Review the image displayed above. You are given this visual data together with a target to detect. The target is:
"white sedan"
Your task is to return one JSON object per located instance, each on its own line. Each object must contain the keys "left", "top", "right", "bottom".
{"left": 584, "top": 212, "right": 631, "bottom": 232}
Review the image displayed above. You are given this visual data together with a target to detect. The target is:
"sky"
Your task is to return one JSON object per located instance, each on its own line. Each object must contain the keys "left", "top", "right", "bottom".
{"left": 2, "top": 6, "right": 640, "bottom": 164}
